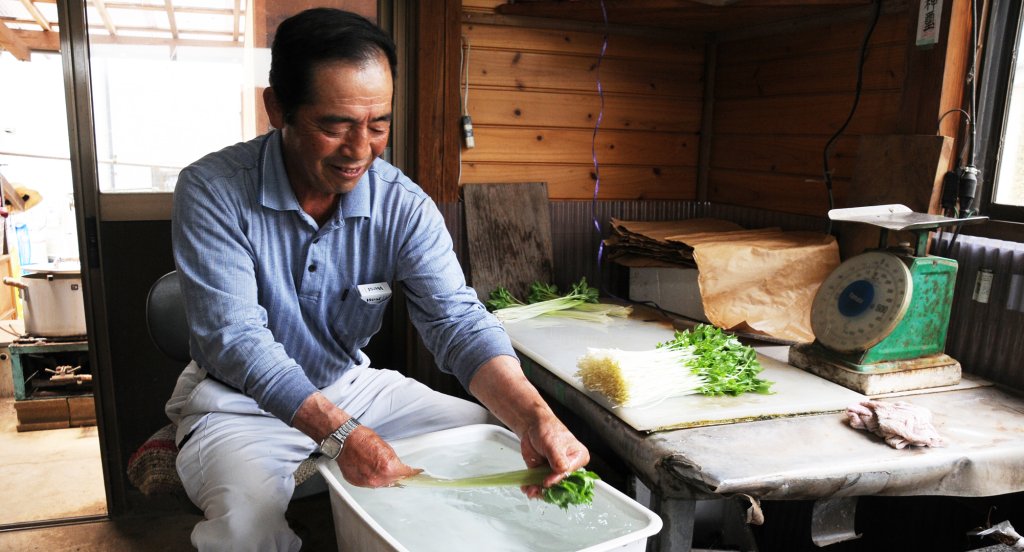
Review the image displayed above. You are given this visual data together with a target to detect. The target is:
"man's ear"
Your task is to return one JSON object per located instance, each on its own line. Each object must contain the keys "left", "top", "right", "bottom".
{"left": 263, "top": 87, "right": 284, "bottom": 130}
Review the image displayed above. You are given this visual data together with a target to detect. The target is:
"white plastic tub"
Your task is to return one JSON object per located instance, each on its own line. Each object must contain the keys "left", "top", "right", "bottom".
{"left": 318, "top": 424, "right": 662, "bottom": 552}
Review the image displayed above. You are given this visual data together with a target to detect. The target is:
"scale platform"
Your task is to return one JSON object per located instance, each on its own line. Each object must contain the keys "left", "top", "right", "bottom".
{"left": 789, "top": 342, "right": 961, "bottom": 396}
{"left": 789, "top": 205, "right": 986, "bottom": 395}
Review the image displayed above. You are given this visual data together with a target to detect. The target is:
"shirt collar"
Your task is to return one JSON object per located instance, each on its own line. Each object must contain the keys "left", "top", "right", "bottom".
{"left": 259, "top": 130, "right": 372, "bottom": 220}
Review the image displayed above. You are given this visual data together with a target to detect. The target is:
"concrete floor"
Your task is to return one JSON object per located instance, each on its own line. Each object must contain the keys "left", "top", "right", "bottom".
{"left": 0, "top": 492, "right": 338, "bottom": 551}
{"left": 0, "top": 397, "right": 106, "bottom": 525}
{"left": 0, "top": 395, "right": 337, "bottom": 550}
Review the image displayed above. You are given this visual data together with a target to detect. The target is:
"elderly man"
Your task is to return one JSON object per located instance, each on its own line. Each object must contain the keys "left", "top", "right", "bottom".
{"left": 165, "top": 7, "right": 589, "bottom": 551}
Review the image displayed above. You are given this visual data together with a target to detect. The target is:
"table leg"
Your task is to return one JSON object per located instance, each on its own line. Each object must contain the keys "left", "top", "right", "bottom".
{"left": 650, "top": 494, "right": 696, "bottom": 552}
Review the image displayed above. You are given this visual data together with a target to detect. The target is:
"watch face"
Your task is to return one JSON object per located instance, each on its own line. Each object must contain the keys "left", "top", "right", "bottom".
{"left": 320, "top": 437, "right": 342, "bottom": 459}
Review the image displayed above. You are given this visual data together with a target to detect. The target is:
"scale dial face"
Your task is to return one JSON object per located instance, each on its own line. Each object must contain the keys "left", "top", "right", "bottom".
{"left": 811, "top": 251, "right": 913, "bottom": 353}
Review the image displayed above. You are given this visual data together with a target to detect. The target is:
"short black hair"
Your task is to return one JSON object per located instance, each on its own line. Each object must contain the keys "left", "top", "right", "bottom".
{"left": 268, "top": 8, "right": 398, "bottom": 124}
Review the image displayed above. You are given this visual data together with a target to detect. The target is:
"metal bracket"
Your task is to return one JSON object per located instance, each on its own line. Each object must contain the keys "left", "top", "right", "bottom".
{"left": 811, "top": 496, "right": 862, "bottom": 547}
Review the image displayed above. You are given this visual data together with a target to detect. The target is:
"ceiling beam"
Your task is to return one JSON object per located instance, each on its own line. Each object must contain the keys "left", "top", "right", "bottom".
{"left": 19, "top": 0, "right": 53, "bottom": 32}
{"left": 92, "top": 0, "right": 118, "bottom": 36}
{"left": 163, "top": 0, "right": 179, "bottom": 39}
{"left": 0, "top": 20, "right": 32, "bottom": 60}
{"left": 12, "top": 28, "right": 59, "bottom": 51}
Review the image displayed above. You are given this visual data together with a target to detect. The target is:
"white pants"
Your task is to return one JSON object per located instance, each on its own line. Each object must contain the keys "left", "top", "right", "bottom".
{"left": 166, "top": 360, "right": 492, "bottom": 552}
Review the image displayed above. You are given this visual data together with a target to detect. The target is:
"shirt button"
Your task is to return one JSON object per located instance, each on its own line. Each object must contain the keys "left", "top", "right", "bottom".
{"left": 308, "top": 264, "right": 317, "bottom": 272}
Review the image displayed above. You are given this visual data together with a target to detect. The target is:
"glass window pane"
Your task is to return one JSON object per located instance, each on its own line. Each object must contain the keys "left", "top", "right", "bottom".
{"left": 0, "top": 51, "right": 79, "bottom": 265}
{"left": 83, "top": 1, "right": 378, "bottom": 194}
{"left": 992, "top": 18, "right": 1024, "bottom": 207}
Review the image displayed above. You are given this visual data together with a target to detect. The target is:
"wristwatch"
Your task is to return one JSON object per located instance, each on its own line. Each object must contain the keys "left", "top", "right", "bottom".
{"left": 318, "top": 417, "right": 361, "bottom": 460}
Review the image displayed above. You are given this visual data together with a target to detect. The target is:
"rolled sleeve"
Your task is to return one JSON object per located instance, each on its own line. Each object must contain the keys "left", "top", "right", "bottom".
{"left": 397, "top": 196, "right": 518, "bottom": 389}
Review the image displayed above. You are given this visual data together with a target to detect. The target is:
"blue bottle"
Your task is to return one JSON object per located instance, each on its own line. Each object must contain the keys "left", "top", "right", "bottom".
{"left": 15, "top": 222, "right": 31, "bottom": 266}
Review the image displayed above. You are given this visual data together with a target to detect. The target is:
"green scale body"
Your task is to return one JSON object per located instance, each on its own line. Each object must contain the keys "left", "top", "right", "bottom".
{"left": 838, "top": 254, "right": 957, "bottom": 368}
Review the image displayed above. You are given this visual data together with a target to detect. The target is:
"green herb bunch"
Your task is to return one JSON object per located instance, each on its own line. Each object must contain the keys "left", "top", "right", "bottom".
{"left": 542, "top": 468, "right": 601, "bottom": 510}
{"left": 658, "top": 324, "right": 774, "bottom": 396}
{"left": 484, "top": 278, "right": 629, "bottom": 324}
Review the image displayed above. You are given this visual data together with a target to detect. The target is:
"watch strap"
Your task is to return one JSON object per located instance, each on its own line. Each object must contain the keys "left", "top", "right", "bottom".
{"left": 319, "top": 417, "right": 361, "bottom": 460}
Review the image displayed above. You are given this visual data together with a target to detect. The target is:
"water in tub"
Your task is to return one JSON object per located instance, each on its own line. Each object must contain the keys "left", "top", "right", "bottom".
{"left": 339, "top": 438, "right": 648, "bottom": 551}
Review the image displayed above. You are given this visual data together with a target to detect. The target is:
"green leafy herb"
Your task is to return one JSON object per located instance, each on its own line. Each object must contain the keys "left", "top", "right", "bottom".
{"left": 486, "top": 286, "right": 524, "bottom": 311}
{"left": 542, "top": 468, "right": 600, "bottom": 510}
{"left": 486, "top": 278, "right": 630, "bottom": 324}
{"left": 528, "top": 281, "right": 561, "bottom": 303}
{"left": 576, "top": 324, "right": 773, "bottom": 407}
{"left": 659, "top": 324, "right": 774, "bottom": 396}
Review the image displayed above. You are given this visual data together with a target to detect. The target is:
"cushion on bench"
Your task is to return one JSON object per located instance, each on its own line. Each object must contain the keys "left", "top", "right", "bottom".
{"left": 127, "top": 423, "right": 319, "bottom": 496}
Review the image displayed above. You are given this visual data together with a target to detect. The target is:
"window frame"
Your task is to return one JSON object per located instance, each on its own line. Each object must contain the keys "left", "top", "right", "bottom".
{"left": 976, "top": 0, "right": 1024, "bottom": 223}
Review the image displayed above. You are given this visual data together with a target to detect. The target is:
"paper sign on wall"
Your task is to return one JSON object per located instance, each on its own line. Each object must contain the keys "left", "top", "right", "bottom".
{"left": 916, "top": 0, "right": 944, "bottom": 47}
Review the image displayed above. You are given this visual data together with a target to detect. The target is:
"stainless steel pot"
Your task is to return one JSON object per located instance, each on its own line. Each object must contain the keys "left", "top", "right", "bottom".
{"left": 3, "top": 261, "right": 87, "bottom": 338}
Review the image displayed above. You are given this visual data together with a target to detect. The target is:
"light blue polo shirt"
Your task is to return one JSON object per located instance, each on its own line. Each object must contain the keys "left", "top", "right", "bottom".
{"left": 171, "top": 130, "right": 515, "bottom": 423}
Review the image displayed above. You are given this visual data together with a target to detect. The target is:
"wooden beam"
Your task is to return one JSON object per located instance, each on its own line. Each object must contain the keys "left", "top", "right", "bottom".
{"left": 19, "top": 0, "right": 53, "bottom": 32}
{"left": 897, "top": 0, "right": 970, "bottom": 172}
{"left": 0, "top": 20, "right": 31, "bottom": 61}
{"left": 92, "top": 0, "right": 118, "bottom": 36}
{"left": 232, "top": 0, "right": 242, "bottom": 42}
{"left": 163, "top": 0, "right": 179, "bottom": 39}
{"left": 12, "top": 28, "right": 59, "bottom": 52}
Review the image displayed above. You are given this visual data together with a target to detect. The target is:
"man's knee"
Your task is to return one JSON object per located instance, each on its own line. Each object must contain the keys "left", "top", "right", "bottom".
{"left": 191, "top": 487, "right": 300, "bottom": 552}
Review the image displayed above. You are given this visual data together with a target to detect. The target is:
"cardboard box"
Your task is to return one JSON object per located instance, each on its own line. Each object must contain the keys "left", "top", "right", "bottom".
{"left": 628, "top": 267, "right": 709, "bottom": 322}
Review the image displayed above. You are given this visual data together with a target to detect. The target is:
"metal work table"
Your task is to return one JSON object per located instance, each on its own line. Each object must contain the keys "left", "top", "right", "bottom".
{"left": 507, "top": 311, "right": 1024, "bottom": 551}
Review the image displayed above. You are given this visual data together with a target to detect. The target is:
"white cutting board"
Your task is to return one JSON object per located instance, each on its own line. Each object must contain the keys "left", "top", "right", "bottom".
{"left": 505, "top": 315, "right": 867, "bottom": 432}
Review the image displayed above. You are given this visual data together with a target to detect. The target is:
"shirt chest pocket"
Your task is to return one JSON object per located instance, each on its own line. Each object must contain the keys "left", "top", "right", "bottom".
{"left": 330, "top": 284, "right": 391, "bottom": 347}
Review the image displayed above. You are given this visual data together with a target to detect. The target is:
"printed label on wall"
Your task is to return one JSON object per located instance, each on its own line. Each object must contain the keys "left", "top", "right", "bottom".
{"left": 916, "top": 0, "right": 944, "bottom": 47}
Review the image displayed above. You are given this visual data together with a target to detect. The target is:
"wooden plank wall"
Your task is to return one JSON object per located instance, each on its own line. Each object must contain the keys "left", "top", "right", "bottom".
{"left": 460, "top": 0, "right": 705, "bottom": 200}
{"left": 455, "top": 2, "right": 969, "bottom": 222}
{"left": 709, "top": 8, "right": 915, "bottom": 217}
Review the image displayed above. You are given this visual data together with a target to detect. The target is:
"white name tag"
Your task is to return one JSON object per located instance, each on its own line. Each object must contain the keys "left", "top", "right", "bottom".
{"left": 357, "top": 282, "right": 392, "bottom": 304}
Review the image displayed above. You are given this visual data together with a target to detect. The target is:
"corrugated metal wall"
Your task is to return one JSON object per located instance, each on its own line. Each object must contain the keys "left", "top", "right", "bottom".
{"left": 938, "top": 233, "right": 1024, "bottom": 391}
{"left": 443, "top": 199, "right": 826, "bottom": 296}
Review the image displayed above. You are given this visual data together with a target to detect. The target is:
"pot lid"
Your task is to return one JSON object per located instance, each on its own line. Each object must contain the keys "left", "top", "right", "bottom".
{"left": 21, "top": 260, "right": 82, "bottom": 275}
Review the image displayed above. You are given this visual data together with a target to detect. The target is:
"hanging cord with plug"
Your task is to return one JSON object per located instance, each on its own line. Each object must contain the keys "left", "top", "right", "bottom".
{"left": 460, "top": 36, "right": 474, "bottom": 150}
{"left": 821, "top": 0, "right": 882, "bottom": 236}
{"left": 935, "top": 108, "right": 973, "bottom": 246}
{"left": 457, "top": 36, "right": 474, "bottom": 187}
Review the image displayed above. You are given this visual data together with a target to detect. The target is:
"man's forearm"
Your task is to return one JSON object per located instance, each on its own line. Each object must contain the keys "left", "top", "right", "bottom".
{"left": 468, "top": 355, "right": 558, "bottom": 437}
{"left": 292, "top": 391, "right": 352, "bottom": 442}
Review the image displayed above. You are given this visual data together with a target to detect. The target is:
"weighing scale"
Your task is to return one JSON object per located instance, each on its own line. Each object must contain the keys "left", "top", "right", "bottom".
{"left": 789, "top": 204, "right": 986, "bottom": 395}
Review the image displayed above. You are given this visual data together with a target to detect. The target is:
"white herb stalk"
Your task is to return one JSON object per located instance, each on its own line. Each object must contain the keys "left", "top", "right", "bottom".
{"left": 576, "top": 346, "right": 704, "bottom": 408}
{"left": 493, "top": 296, "right": 585, "bottom": 323}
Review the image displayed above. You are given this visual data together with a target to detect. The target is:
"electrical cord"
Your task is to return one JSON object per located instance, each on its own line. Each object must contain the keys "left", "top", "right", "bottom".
{"left": 457, "top": 36, "right": 472, "bottom": 186}
{"left": 821, "top": 0, "right": 882, "bottom": 236}
{"left": 943, "top": 0, "right": 981, "bottom": 258}
{"left": 591, "top": 0, "right": 610, "bottom": 291}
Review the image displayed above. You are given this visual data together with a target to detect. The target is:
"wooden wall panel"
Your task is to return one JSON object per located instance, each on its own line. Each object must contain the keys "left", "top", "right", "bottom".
{"left": 459, "top": 7, "right": 703, "bottom": 200}
{"left": 463, "top": 128, "right": 697, "bottom": 165}
{"left": 467, "top": 50, "right": 703, "bottom": 97}
{"left": 463, "top": 23, "right": 703, "bottom": 63}
{"left": 715, "top": 44, "right": 906, "bottom": 99}
{"left": 460, "top": 164, "right": 696, "bottom": 200}
{"left": 711, "top": 135, "right": 859, "bottom": 176}
{"left": 715, "top": 91, "right": 903, "bottom": 135}
{"left": 468, "top": 90, "right": 701, "bottom": 132}
{"left": 709, "top": 8, "right": 915, "bottom": 216}
{"left": 709, "top": 170, "right": 850, "bottom": 216}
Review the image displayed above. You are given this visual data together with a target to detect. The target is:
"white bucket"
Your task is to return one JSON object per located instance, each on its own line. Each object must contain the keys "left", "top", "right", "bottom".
{"left": 318, "top": 424, "right": 662, "bottom": 552}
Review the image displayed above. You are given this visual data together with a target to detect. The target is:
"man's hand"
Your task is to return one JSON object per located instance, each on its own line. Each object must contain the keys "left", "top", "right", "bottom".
{"left": 293, "top": 391, "right": 420, "bottom": 488}
{"left": 517, "top": 416, "right": 590, "bottom": 498}
{"left": 337, "top": 425, "right": 422, "bottom": 487}
{"left": 468, "top": 355, "right": 591, "bottom": 497}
